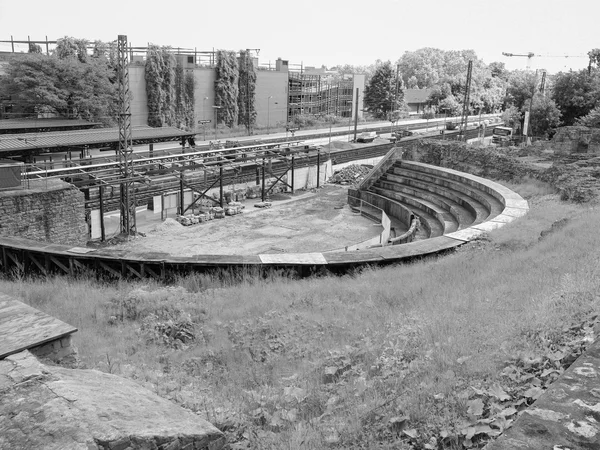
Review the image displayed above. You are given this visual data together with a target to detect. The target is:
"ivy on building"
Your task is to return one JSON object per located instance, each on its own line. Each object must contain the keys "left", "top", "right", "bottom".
{"left": 215, "top": 50, "right": 239, "bottom": 128}
{"left": 238, "top": 49, "right": 257, "bottom": 132}
{"left": 145, "top": 45, "right": 195, "bottom": 130}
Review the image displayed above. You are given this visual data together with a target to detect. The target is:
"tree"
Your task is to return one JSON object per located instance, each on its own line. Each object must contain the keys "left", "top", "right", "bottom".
{"left": 364, "top": 61, "right": 403, "bottom": 119}
{"left": 505, "top": 70, "right": 537, "bottom": 110}
{"left": 502, "top": 105, "right": 522, "bottom": 132}
{"left": 55, "top": 36, "right": 88, "bottom": 63}
{"left": 552, "top": 68, "right": 600, "bottom": 125}
{"left": 397, "top": 48, "right": 505, "bottom": 114}
{"left": 28, "top": 43, "right": 42, "bottom": 54}
{"left": 576, "top": 106, "right": 600, "bottom": 128}
{"left": 489, "top": 61, "right": 509, "bottom": 81}
{"left": 527, "top": 94, "right": 562, "bottom": 137}
{"left": 0, "top": 53, "right": 117, "bottom": 123}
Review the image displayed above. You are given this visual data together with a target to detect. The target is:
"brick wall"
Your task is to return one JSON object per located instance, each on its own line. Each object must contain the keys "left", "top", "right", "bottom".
{"left": 0, "top": 179, "right": 87, "bottom": 245}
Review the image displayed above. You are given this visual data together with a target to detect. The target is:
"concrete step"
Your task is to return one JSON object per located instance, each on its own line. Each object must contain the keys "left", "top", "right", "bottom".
{"left": 369, "top": 186, "right": 446, "bottom": 238}
{"left": 391, "top": 162, "right": 505, "bottom": 222}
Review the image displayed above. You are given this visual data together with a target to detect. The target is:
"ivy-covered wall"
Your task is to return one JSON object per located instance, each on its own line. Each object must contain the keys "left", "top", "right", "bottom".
{"left": 145, "top": 45, "right": 196, "bottom": 130}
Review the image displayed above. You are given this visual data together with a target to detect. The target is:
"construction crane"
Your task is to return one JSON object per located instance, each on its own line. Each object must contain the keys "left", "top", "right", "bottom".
{"left": 502, "top": 52, "right": 588, "bottom": 70}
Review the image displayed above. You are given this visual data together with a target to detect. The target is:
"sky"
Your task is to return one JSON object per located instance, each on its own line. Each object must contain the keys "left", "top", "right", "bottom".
{"left": 0, "top": 0, "right": 598, "bottom": 74}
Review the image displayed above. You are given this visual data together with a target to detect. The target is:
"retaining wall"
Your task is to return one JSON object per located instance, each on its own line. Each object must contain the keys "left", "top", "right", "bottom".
{"left": 0, "top": 179, "right": 87, "bottom": 245}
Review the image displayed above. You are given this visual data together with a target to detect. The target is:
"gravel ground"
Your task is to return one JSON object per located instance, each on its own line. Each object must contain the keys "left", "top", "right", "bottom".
{"left": 111, "top": 184, "right": 382, "bottom": 256}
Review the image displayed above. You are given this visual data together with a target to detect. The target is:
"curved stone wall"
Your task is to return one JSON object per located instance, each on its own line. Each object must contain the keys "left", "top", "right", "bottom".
{"left": 0, "top": 162, "right": 528, "bottom": 278}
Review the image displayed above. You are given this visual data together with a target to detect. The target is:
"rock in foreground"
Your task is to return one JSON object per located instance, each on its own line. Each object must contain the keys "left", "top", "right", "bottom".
{"left": 0, "top": 350, "right": 225, "bottom": 450}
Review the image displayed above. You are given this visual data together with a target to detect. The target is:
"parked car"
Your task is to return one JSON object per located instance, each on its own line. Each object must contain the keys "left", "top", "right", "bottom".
{"left": 356, "top": 131, "right": 378, "bottom": 143}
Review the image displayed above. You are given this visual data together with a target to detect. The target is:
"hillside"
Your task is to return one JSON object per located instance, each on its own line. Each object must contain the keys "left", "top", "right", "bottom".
{"left": 2, "top": 138, "right": 600, "bottom": 449}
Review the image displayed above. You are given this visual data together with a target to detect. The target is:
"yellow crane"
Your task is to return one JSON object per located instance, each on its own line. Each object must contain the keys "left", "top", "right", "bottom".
{"left": 502, "top": 52, "right": 588, "bottom": 70}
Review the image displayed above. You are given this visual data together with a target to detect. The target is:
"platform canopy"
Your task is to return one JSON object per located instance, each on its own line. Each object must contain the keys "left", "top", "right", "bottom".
{"left": 0, "top": 126, "right": 196, "bottom": 157}
{"left": 0, "top": 118, "right": 102, "bottom": 134}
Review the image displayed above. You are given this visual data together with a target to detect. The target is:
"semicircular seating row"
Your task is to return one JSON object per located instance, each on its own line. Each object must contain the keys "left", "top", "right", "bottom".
{"left": 354, "top": 159, "right": 527, "bottom": 244}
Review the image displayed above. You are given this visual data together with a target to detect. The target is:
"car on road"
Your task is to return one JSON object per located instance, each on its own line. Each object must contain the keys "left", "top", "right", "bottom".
{"left": 356, "top": 131, "right": 378, "bottom": 143}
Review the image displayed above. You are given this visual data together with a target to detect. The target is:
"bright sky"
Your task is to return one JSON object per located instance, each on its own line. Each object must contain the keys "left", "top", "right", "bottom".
{"left": 0, "top": 0, "right": 597, "bottom": 74}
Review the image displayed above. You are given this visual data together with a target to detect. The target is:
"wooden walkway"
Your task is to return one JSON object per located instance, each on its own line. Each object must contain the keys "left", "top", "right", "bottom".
{"left": 0, "top": 294, "right": 77, "bottom": 359}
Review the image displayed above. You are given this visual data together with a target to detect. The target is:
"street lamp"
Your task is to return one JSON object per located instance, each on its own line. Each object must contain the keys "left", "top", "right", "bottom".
{"left": 267, "top": 96, "right": 273, "bottom": 135}
{"left": 212, "top": 105, "right": 222, "bottom": 140}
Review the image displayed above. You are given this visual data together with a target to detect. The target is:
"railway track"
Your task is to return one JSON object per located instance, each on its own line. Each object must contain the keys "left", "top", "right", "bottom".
{"left": 24, "top": 123, "right": 494, "bottom": 212}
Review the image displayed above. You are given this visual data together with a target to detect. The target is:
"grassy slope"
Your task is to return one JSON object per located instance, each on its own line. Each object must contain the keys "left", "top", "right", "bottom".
{"left": 3, "top": 184, "right": 599, "bottom": 449}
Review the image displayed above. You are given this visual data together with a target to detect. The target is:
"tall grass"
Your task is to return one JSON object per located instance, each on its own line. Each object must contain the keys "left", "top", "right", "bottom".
{"left": 2, "top": 188, "right": 598, "bottom": 448}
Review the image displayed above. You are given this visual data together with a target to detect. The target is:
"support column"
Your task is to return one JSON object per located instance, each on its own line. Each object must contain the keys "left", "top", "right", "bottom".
{"left": 291, "top": 156, "right": 295, "bottom": 194}
{"left": 261, "top": 159, "right": 266, "bottom": 202}
{"left": 179, "top": 171, "right": 185, "bottom": 215}
{"left": 316, "top": 149, "right": 321, "bottom": 188}
{"left": 99, "top": 186, "right": 106, "bottom": 242}
{"left": 219, "top": 165, "right": 224, "bottom": 208}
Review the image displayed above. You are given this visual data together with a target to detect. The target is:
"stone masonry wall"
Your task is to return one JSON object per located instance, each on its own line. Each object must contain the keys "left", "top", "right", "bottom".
{"left": 0, "top": 179, "right": 87, "bottom": 245}
{"left": 29, "top": 335, "right": 76, "bottom": 364}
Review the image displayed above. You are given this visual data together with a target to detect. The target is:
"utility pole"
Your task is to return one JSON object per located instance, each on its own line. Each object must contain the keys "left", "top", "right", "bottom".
{"left": 246, "top": 49, "right": 250, "bottom": 135}
{"left": 460, "top": 60, "right": 473, "bottom": 141}
{"left": 353, "top": 88, "right": 359, "bottom": 142}
{"left": 524, "top": 70, "right": 538, "bottom": 145}
{"left": 117, "top": 34, "right": 136, "bottom": 235}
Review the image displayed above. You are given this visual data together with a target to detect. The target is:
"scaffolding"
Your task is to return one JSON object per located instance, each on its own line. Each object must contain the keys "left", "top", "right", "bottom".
{"left": 287, "top": 73, "right": 354, "bottom": 121}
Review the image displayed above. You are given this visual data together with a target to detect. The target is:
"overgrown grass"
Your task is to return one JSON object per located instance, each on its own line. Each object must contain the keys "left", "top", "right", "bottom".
{"left": 2, "top": 184, "right": 599, "bottom": 449}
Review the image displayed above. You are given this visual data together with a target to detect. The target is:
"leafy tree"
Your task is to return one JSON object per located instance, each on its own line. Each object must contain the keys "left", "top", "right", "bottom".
{"left": 0, "top": 53, "right": 117, "bottom": 123}
{"left": 527, "top": 94, "right": 562, "bottom": 137}
{"left": 364, "top": 61, "right": 404, "bottom": 119}
{"left": 489, "top": 61, "right": 509, "bottom": 80}
{"left": 238, "top": 49, "right": 257, "bottom": 131}
{"left": 502, "top": 105, "right": 522, "bottom": 132}
{"left": 504, "top": 70, "right": 537, "bottom": 110}
{"left": 551, "top": 68, "right": 600, "bottom": 125}
{"left": 576, "top": 106, "right": 600, "bottom": 128}
{"left": 397, "top": 48, "right": 504, "bottom": 114}
{"left": 329, "top": 63, "right": 378, "bottom": 83}
{"left": 28, "top": 43, "right": 42, "bottom": 54}
{"left": 55, "top": 36, "right": 88, "bottom": 63}
{"left": 215, "top": 50, "right": 239, "bottom": 128}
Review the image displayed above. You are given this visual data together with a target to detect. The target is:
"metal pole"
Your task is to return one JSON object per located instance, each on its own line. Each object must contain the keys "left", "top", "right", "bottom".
{"left": 179, "top": 171, "right": 185, "bottom": 215}
{"left": 267, "top": 96, "right": 272, "bottom": 134}
{"left": 219, "top": 165, "right": 224, "bottom": 208}
{"left": 261, "top": 159, "right": 266, "bottom": 202}
{"left": 316, "top": 148, "right": 321, "bottom": 188}
{"left": 10, "top": 36, "right": 14, "bottom": 53}
{"left": 353, "top": 88, "right": 359, "bottom": 143}
{"left": 99, "top": 186, "right": 105, "bottom": 242}
{"left": 214, "top": 107, "right": 218, "bottom": 140}
{"left": 291, "top": 156, "right": 295, "bottom": 194}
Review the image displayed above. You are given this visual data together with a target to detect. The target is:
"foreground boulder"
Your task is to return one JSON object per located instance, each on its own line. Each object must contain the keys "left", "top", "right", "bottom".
{"left": 0, "top": 350, "right": 225, "bottom": 450}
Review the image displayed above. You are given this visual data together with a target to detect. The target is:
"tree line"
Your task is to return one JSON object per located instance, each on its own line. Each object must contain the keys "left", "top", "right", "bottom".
{"left": 338, "top": 47, "right": 600, "bottom": 137}
{"left": 2, "top": 41, "right": 600, "bottom": 138}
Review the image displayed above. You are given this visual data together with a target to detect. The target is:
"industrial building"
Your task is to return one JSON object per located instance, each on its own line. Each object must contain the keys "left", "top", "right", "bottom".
{"left": 0, "top": 38, "right": 365, "bottom": 133}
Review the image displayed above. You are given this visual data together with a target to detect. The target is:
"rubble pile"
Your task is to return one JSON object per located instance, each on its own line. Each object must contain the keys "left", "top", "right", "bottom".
{"left": 175, "top": 203, "right": 243, "bottom": 226}
{"left": 328, "top": 164, "right": 372, "bottom": 185}
{"left": 225, "top": 201, "right": 245, "bottom": 216}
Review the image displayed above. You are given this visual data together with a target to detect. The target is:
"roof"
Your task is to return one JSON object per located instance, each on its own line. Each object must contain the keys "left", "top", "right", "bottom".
{"left": 404, "top": 89, "right": 434, "bottom": 104}
{"left": 0, "top": 126, "right": 195, "bottom": 155}
{"left": 0, "top": 118, "right": 102, "bottom": 132}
